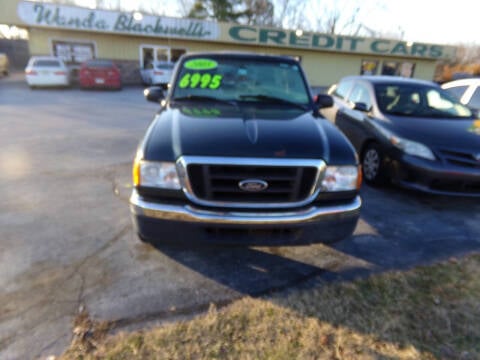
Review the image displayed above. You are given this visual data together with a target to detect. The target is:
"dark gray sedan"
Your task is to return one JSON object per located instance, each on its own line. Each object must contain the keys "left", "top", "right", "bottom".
{"left": 321, "top": 75, "right": 480, "bottom": 197}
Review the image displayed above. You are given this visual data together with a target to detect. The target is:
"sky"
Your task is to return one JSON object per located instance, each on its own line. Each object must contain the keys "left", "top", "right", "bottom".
{"left": 350, "top": 0, "right": 478, "bottom": 46}
{"left": 9, "top": 0, "right": 480, "bottom": 46}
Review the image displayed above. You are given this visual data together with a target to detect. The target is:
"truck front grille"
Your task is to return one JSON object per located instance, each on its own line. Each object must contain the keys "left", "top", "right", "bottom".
{"left": 178, "top": 157, "right": 325, "bottom": 208}
{"left": 188, "top": 164, "right": 317, "bottom": 202}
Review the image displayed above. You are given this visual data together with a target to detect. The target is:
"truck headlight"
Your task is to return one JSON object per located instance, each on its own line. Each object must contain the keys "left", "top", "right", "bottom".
{"left": 321, "top": 165, "right": 361, "bottom": 192}
{"left": 133, "top": 160, "right": 181, "bottom": 189}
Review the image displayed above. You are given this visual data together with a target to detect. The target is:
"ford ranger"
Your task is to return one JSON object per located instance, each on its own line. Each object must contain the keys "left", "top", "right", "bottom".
{"left": 130, "top": 52, "right": 361, "bottom": 245}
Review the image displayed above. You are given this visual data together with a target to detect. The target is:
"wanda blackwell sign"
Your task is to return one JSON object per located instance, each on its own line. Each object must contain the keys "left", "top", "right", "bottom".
{"left": 17, "top": 1, "right": 219, "bottom": 40}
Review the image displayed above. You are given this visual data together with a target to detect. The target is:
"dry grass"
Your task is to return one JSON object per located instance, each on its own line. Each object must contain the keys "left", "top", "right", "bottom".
{"left": 61, "top": 253, "right": 480, "bottom": 360}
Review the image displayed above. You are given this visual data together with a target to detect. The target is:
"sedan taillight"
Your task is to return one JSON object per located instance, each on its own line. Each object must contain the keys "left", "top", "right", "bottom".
{"left": 25, "top": 70, "right": 37, "bottom": 75}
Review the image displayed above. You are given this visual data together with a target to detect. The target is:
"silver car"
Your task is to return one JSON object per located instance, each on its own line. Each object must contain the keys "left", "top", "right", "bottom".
{"left": 442, "top": 78, "right": 480, "bottom": 113}
{"left": 0, "top": 53, "right": 9, "bottom": 76}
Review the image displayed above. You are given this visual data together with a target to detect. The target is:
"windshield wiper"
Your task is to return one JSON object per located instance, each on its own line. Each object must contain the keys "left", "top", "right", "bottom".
{"left": 238, "top": 94, "right": 309, "bottom": 110}
{"left": 171, "top": 95, "right": 237, "bottom": 106}
{"left": 387, "top": 109, "right": 472, "bottom": 119}
{"left": 387, "top": 110, "right": 417, "bottom": 117}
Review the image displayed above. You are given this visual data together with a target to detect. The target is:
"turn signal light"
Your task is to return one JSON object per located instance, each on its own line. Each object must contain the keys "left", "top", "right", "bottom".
{"left": 357, "top": 165, "right": 362, "bottom": 189}
{"left": 132, "top": 157, "right": 141, "bottom": 186}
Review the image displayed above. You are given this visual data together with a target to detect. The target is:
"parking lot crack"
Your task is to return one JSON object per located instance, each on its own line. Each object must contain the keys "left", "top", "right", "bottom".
{"left": 107, "top": 265, "right": 332, "bottom": 333}
{"left": 34, "top": 331, "right": 70, "bottom": 360}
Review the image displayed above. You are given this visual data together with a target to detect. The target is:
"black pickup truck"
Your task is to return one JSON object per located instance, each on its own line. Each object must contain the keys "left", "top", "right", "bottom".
{"left": 130, "top": 52, "right": 361, "bottom": 245}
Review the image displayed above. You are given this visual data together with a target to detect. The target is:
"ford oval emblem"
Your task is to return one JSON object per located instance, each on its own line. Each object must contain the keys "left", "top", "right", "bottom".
{"left": 238, "top": 179, "right": 268, "bottom": 192}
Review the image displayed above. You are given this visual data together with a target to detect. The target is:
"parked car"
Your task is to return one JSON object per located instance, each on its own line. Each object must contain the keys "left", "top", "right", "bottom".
{"left": 79, "top": 59, "right": 122, "bottom": 90}
{"left": 442, "top": 78, "right": 480, "bottom": 114}
{"left": 321, "top": 75, "right": 480, "bottom": 197}
{"left": 140, "top": 61, "right": 174, "bottom": 88}
{"left": 130, "top": 52, "right": 362, "bottom": 245}
{"left": 25, "top": 56, "right": 70, "bottom": 88}
{"left": 0, "top": 53, "right": 9, "bottom": 76}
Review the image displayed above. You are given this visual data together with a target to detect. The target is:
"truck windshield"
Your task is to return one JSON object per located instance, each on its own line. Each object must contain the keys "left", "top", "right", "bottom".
{"left": 171, "top": 56, "right": 310, "bottom": 106}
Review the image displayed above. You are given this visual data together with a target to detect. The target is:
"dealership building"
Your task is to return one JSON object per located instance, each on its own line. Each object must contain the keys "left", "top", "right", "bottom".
{"left": 1, "top": 0, "right": 457, "bottom": 86}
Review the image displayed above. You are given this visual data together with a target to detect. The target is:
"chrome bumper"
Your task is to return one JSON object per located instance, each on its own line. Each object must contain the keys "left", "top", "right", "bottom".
{"left": 130, "top": 189, "right": 361, "bottom": 226}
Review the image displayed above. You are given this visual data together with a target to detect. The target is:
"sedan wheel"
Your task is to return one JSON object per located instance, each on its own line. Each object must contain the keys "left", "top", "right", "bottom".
{"left": 362, "top": 143, "right": 386, "bottom": 185}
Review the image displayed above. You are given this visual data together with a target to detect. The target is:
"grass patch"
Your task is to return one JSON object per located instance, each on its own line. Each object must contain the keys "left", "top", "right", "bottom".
{"left": 61, "top": 253, "right": 480, "bottom": 359}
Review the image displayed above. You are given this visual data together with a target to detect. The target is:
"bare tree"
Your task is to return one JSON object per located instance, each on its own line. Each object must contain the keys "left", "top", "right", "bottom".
{"left": 273, "top": 0, "right": 308, "bottom": 30}
{"left": 307, "top": 1, "right": 364, "bottom": 35}
{"left": 186, "top": 0, "right": 275, "bottom": 24}
{"left": 244, "top": 0, "right": 274, "bottom": 26}
{"left": 456, "top": 44, "right": 480, "bottom": 64}
{"left": 177, "top": 0, "right": 196, "bottom": 17}
{"left": 273, "top": 0, "right": 403, "bottom": 38}
{"left": 36, "top": 0, "right": 78, "bottom": 4}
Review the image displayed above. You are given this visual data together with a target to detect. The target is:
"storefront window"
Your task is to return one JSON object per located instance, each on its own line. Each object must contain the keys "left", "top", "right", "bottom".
{"left": 360, "top": 60, "right": 379, "bottom": 75}
{"left": 52, "top": 40, "right": 95, "bottom": 65}
{"left": 381, "top": 61, "right": 399, "bottom": 76}
{"left": 156, "top": 48, "right": 169, "bottom": 62}
{"left": 140, "top": 45, "right": 186, "bottom": 69}
{"left": 171, "top": 48, "right": 186, "bottom": 62}
{"left": 399, "top": 62, "right": 415, "bottom": 77}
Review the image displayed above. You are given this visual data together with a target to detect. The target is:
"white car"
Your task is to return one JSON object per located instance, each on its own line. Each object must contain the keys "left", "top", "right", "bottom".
{"left": 441, "top": 78, "right": 480, "bottom": 112}
{"left": 0, "top": 53, "right": 9, "bottom": 76}
{"left": 140, "top": 61, "right": 174, "bottom": 88}
{"left": 25, "top": 56, "right": 70, "bottom": 88}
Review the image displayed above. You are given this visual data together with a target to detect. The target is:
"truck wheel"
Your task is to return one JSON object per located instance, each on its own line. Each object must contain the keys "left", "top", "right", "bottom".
{"left": 361, "top": 142, "right": 387, "bottom": 186}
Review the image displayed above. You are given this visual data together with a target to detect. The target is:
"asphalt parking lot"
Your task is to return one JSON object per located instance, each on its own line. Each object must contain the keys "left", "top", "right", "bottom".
{"left": 1, "top": 74, "right": 479, "bottom": 359}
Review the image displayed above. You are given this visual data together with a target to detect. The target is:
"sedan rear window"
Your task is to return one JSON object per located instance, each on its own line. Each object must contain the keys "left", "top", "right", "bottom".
{"left": 85, "top": 60, "right": 114, "bottom": 68}
{"left": 33, "top": 60, "right": 61, "bottom": 67}
{"left": 155, "top": 63, "right": 174, "bottom": 70}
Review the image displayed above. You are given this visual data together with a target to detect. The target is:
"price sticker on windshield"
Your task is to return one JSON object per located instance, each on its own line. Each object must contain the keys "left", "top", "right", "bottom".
{"left": 184, "top": 59, "right": 218, "bottom": 70}
{"left": 179, "top": 73, "right": 223, "bottom": 89}
{"left": 469, "top": 119, "right": 480, "bottom": 135}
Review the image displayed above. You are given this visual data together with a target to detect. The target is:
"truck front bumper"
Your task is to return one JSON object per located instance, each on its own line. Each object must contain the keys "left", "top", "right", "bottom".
{"left": 130, "top": 190, "right": 361, "bottom": 245}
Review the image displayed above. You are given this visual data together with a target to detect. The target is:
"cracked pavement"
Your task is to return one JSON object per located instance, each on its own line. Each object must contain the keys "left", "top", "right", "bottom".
{"left": 1, "top": 75, "right": 479, "bottom": 359}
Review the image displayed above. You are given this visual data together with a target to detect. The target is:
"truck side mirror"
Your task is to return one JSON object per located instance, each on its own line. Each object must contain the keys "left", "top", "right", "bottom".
{"left": 315, "top": 94, "right": 333, "bottom": 109}
{"left": 144, "top": 86, "right": 165, "bottom": 103}
{"left": 352, "top": 102, "right": 370, "bottom": 112}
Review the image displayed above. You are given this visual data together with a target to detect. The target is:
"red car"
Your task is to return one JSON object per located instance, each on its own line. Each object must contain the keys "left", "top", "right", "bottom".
{"left": 79, "top": 59, "right": 122, "bottom": 90}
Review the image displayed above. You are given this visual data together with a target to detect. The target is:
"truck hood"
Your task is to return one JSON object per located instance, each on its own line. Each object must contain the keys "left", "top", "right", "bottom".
{"left": 143, "top": 104, "right": 356, "bottom": 164}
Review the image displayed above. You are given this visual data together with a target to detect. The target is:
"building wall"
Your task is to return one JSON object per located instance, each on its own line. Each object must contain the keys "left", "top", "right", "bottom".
{"left": 0, "top": 39, "right": 29, "bottom": 69}
{"left": 28, "top": 28, "right": 437, "bottom": 87}
{"left": 0, "top": 0, "right": 23, "bottom": 25}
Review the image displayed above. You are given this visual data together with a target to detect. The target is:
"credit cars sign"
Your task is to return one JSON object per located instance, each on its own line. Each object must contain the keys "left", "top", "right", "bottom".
{"left": 17, "top": 1, "right": 219, "bottom": 40}
{"left": 228, "top": 25, "right": 456, "bottom": 59}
